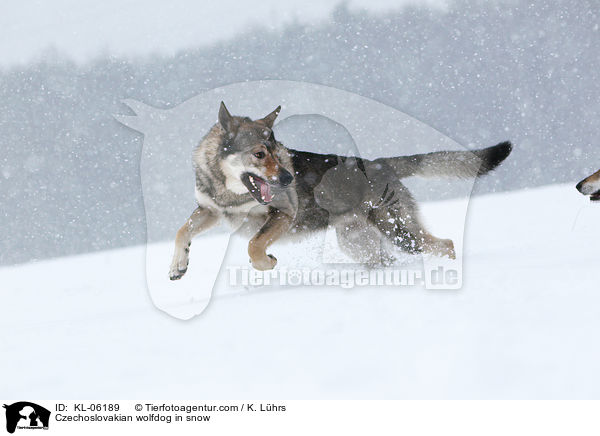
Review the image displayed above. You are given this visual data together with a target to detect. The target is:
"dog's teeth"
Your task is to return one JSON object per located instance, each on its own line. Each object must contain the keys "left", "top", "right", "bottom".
{"left": 248, "top": 175, "right": 258, "bottom": 190}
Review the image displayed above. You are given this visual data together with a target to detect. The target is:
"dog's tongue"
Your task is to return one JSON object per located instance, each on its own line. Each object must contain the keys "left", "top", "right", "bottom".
{"left": 260, "top": 181, "right": 273, "bottom": 203}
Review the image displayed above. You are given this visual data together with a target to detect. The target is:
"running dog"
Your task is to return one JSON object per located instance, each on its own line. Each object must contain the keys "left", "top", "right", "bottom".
{"left": 169, "top": 102, "right": 512, "bottom": 279}
{"left": 576, "top": 169, "right": 600, "bottom": 201}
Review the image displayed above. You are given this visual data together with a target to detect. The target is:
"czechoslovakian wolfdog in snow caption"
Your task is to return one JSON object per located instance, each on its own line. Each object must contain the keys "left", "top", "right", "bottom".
{"left": 576, "top": 169, "right": 600, "bottom": 202}
{"left": 169, "top": 102, "right": 512, "bottom": 279}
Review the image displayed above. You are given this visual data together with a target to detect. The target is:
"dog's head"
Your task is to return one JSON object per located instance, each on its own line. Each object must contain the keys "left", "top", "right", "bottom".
{"left": 217, "top": 102, "right": 294, "bottom": 204}
{"left": 576, "top": 169, "right": 600, "bottom": 202}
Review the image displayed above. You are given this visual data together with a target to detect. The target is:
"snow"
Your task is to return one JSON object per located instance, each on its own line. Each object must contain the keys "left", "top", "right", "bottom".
{"left": 2, "top": 182, "right": 599, "bottom": 399}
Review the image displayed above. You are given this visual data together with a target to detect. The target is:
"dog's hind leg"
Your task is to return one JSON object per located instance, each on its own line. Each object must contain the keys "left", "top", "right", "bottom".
{"left": 368, "top": 190, "right": 456, "bottom": 259}
{"left": 169, "top": 206, "right": 219, "bottom": 280}
{"left": 248, "top": 208, "right": 293, "bottom": 271}
{"left": 334, "top": 216, "right": 395, "bottom": 266}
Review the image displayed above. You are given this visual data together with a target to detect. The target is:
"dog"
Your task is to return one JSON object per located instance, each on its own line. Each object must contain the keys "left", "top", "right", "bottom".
{"left": 169, "top": 102, "right": 512, "bottom": 279}
{"left": 576, "top": 169, "right": 600, "bottom": 201}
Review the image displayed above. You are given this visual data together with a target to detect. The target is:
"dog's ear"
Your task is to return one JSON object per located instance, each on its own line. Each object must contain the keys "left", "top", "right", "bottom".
{"left": 258, "top": 105, "right": 281, "bottom": 128}
{"left": 218, "top": 101, "right": 235, "bottom": 133}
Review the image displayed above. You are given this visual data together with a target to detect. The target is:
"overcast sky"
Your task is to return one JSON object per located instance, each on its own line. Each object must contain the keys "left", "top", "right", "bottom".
{"left": 0, "top": 0, "right": 446, "bottom": 67}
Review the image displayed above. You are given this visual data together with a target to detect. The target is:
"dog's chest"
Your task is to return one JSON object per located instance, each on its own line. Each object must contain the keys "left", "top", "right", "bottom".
{"left": 221, "top": 202, "right": 270, "bottom": 232}
{"left": 195, "top": 187, "right": 269, "bottom": 227}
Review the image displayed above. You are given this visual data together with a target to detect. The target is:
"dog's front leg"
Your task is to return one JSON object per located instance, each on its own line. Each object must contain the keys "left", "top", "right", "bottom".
{"left": 169, "top": 206, "right": 218, "bottom": 280}
{"left": 248, "top": 209, "right": 293, "bottom": 271}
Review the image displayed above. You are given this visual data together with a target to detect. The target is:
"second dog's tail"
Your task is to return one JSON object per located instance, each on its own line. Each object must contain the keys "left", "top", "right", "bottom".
{"left": 376, "top": 141, "right": 512, "bottom": 179}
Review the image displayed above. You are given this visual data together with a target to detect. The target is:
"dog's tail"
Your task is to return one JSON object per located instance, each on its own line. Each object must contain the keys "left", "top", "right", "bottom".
{"left": 376, "top": 141, "right": 512, "bottom": 179}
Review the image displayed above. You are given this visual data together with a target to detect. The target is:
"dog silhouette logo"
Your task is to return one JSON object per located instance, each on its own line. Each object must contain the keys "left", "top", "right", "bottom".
{"left": 3, "top": 402, "right": 50, "bottom": 433}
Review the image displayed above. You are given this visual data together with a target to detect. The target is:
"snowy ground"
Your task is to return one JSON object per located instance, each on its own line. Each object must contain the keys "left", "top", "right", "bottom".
{"left": 2, "top": 183, "right": 600, "bottom": 399}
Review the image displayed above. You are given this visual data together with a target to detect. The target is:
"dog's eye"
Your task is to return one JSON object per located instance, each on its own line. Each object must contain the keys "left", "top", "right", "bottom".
{"left": 254, "top": 151, "right": 266, "bottom": 159}
{"left": 262, "top": 129, "right": 270, "bottom": 138}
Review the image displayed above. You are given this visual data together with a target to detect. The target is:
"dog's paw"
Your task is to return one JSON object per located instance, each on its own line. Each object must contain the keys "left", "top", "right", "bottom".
{"left": 169, "top": 266, "right": 187, "bottom": 281}
{"left": 169, "top": 251, "right": 190, "bottom": 280}
{"left": 380, "top": 252, "right": 397, "bottom": 267}
{"left": 446, "top": 246, "right": 456, "bottom": 260}
{"left": 422, "top": 237, "right": 456, "bottom": 260}
{"left": 436, "top": 239, "right": 456, "bottom": 260}
{"left": 250, "top": 253, "right": 277, "bottom": 271}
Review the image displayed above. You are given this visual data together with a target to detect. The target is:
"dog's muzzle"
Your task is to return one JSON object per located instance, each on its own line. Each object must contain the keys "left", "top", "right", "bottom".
{"left": 576, "top": 180, "right": 600, "bottom": 201}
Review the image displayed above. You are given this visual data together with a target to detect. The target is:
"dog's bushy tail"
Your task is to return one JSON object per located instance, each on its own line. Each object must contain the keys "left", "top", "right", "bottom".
{"left": 376, "top": 141, "right": 512, "bottom": 179}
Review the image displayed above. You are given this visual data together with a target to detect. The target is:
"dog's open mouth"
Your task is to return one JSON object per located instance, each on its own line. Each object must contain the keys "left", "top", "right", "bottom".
{"left": 241, "top": 172, "right": 274, "bottom": 204}
{"left": 590, "top": 191, "right": 600, "bottom": 202}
